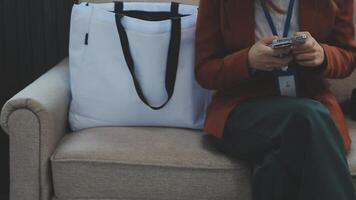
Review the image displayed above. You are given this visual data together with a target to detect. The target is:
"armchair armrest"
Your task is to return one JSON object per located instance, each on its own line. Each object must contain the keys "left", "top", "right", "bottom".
{"left": 0, "top": 58, "right": 70, "bottom": 200}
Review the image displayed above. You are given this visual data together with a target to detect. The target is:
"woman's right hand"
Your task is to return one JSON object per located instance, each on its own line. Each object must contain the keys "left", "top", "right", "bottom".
{"left": 248, "top": 36, "right": 293, "bottom": 71}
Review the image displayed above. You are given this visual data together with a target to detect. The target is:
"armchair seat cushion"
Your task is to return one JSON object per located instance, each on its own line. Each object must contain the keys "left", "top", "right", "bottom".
{"left": 50, "top": 127, "right": 252, "bottom": 200}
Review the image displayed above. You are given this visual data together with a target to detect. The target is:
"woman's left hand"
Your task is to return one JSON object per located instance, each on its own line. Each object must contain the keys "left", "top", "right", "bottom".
{"left": 292, "top": 32, "right": 325, "bottom": 67}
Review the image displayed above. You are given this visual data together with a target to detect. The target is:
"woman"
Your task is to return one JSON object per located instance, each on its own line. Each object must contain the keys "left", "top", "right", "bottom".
{"left": 195, "top": 0, "right": 356, "bottom": 199}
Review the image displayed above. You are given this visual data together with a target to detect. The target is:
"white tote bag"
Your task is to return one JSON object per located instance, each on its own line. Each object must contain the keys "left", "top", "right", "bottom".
{"left": 69, "top": 2, "right": 212, "bottom": 131}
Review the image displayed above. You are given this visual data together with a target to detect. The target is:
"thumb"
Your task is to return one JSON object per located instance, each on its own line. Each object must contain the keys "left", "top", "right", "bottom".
{"left": 260, "top": 35, "right": 278, "bottom": 45}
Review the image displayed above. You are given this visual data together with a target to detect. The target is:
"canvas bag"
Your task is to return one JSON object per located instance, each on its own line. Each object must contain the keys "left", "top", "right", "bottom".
{"left": 69, "top": 2, "right": 213, "bottom": 131}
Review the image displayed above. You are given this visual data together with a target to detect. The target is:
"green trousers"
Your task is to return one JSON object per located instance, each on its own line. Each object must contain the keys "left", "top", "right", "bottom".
{"left": 210, "top": 97, "right": 355, "bottom": 200}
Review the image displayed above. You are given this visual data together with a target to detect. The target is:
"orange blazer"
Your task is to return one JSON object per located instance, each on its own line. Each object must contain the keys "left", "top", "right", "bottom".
{"left": 195, "top": 0, "right": 356, "bottom": 154}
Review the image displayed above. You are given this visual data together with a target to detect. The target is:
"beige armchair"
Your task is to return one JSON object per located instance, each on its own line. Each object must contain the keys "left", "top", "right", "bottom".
{"left": 2, "top": 1, "right": 356, "bottom": 200}
{"left": 1, "top": 58, "right": 252, "bottom": 200}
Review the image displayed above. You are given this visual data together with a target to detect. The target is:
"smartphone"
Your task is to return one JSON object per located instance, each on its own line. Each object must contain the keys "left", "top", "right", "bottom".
{"left": 270, "top": 34, "right": 307, "bottom": 49}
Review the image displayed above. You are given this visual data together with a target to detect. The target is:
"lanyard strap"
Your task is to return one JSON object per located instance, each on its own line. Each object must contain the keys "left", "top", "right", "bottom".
{"left": 260, "top": 0, "right": 295, "bottom": 37}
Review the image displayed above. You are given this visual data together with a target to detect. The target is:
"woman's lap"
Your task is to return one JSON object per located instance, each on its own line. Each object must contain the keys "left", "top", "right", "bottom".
{"left": 210, "top": 96, "right": 341, "bottom": 163}
{"left": 208, "top": 97, "right": 355, "bottom": 200}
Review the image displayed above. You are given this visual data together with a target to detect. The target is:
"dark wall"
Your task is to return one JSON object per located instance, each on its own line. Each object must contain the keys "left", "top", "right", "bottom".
{"left": 0, "top": 0, "right": 74, "bottom": 197}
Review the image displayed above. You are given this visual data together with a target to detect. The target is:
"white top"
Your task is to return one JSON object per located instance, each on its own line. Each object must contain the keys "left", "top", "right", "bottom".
{"left": 255, "top": 0, "right": 300, "bottom": 40}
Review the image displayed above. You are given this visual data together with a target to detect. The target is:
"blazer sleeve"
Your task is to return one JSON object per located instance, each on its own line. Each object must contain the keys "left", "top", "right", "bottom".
{"left": 321, "top": 0, "right": 356, "bottom": 79}
{"left": 195, "top": 0, "right": 251, "bottom": 91}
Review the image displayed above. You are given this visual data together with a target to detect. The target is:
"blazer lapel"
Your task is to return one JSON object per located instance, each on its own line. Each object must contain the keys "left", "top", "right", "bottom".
{"left": 237, "top": 0, "right": 255, "bottom": 48}
{"left": 299, "top": 0, "right": 317, "bottom": 36}
{"left": 299, "top": 0, "right": 334, "bottom": 41}
{"left": 225, "top": 0, "right": 255, "bottom": 50}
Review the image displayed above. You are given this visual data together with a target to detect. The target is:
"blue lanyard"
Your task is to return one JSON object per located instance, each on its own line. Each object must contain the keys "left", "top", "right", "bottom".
{"left": 260, "top": 0, "right": 296, "bottom": 37}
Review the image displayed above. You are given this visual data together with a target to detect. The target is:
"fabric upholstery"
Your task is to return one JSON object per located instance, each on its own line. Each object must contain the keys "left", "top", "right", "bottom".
{"left": 8, "top": 109, "right": 41, "bottom": 200}
{"left": 329, "top": 4, "right": 356, "bottom": 103}
{"left": 328, "top": 4, "right": 356, "bottom": 99}
{"left": 51, "top": 127, "right": 252, "bottom": 200}
{"left": 328, "top": 74, "right": 356, "bottom": 103}
{"left": 0, "top": 58, "right": 70, "bottom": 200}
{"left": 51, "top": 121, "right": 356, "bottom": 200}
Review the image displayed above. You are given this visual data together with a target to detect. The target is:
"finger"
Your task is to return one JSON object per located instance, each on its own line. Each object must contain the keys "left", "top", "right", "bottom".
{"left": 265, "top": 47, "right": 292, "bottom": 57}
{"left": 260, "top": 58, "right": 293, "bottom": 70}
{"left": 266, "top": 56, "right": 293, "bottom": 66}
{"left": 294, "top": 31, "right": 311, "bottom": 37}
{"left": 296, "top": 60, "right": 318, "bottom": 67}
{"left": 255, "top": 58, "right": 290, "bottom": 71}
{"left": 261, "top": 66, "right": 275, "bottom": 71}
{"left": 292, "top": 38, "right": 317, "bottom": 51}
{"left": 263, "top": 63, "right": 289, "bottom": 71}
{"left": 294, "top": 52, "right": 315, "bottom": 62}
{"left": 292, "top": 31, "right": 313, "bottom": 51}
{"left": 260, "top": 35, "right": 279, "bottom": 45}
{"left": 272, "top": 47, "right": 293, "bottom": 56}
{"left": 292, "top": 48, "right": 315, "bottom": 54}
{"left": 254, "top": 65, "right": 275, "bottom": 71}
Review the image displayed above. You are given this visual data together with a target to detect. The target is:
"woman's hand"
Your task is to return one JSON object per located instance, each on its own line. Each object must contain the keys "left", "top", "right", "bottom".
{"left": 292, "top": 32, "right": 325, "bottom": 67}
{"left": 248, "top": 36, "right": 293, "bottom": 71}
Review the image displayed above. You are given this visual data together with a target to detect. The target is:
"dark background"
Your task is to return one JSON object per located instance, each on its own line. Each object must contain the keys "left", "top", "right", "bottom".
{"left": 0, "top": 0, "right": 74, "bottom": 198}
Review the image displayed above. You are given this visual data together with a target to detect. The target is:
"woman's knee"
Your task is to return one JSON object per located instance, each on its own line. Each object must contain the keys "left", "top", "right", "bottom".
{"left": 288, "top": 99, "right": 330, "bottom": 120}
{"left": 286, "top": 99, "right": 340, "bottom": 142}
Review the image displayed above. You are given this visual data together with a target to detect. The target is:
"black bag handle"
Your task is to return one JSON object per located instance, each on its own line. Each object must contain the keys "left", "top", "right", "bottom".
{"left": 114, "top": 2, "right": 181, "bottom": 110}
{"left": 114, "top": 2, "right": 189, "bottom": 20}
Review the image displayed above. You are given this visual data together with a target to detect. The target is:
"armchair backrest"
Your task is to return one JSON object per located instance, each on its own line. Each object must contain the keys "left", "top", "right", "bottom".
{"left": 328, "top": 5, "right": 356, "bottom": 103}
